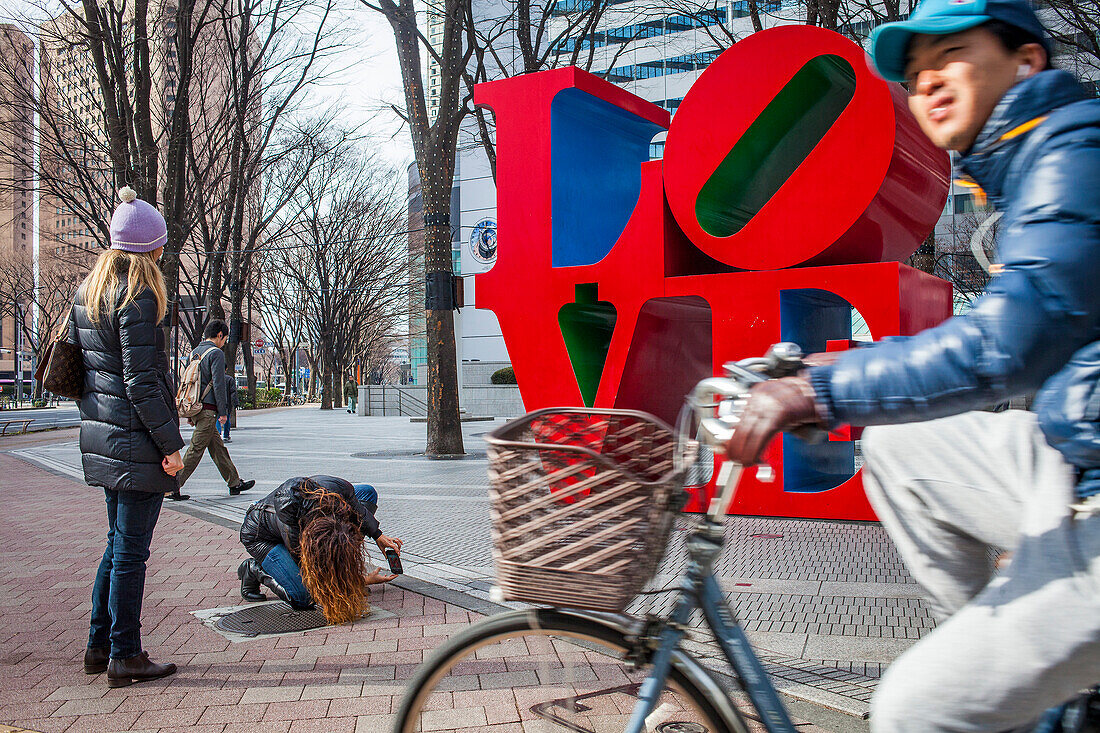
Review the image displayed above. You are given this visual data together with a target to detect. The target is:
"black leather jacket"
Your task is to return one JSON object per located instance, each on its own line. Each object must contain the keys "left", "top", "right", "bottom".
{"left": 70, "top": 276, "right": 184, "bottom": 494}
{"left": 240, "top": 475, "right": 381, "bottom": 563}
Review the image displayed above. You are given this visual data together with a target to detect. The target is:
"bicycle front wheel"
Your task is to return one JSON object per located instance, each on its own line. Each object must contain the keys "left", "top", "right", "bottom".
{"left": 394, "top": 607, "right": 743, "bottom": 733}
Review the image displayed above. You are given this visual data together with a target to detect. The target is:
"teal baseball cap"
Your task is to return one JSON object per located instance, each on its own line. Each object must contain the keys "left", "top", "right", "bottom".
{"left": 869, "top": 0, "right": 1050, "bottom": 82}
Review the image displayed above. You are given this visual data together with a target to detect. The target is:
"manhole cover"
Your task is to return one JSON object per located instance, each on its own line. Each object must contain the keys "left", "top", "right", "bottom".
{"left": 214, "top": 602, "right": 328, "bottom": 636}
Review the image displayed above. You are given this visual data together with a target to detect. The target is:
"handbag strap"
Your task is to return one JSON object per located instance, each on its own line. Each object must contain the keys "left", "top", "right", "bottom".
{"left": 53, "top": 303, "right": 75, "bottom": 344}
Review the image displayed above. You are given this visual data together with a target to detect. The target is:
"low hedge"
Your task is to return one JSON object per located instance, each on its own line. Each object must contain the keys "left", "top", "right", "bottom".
{"left": 491, "top": 367, "right": 517, "bottom": 385}
{"left": 238, "top": 387, "right": 283, "bottom": 409}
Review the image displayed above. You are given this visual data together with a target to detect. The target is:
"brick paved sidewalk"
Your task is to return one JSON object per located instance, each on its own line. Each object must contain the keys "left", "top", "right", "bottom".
{"left": 0, "top": 453, "right": 476, "bottom": 733}
{"left": 0, "top": 452, "right": 855, "bottom": 733}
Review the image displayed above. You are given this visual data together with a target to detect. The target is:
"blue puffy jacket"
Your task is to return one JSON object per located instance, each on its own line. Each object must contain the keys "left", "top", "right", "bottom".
{"left": 808, "top": 70, "right": 1100, "bottom": 498}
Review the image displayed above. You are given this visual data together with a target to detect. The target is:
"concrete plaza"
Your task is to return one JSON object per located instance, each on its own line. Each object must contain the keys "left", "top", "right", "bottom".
{"left": 0, "top": 404, "right": 934, "bottom": 730}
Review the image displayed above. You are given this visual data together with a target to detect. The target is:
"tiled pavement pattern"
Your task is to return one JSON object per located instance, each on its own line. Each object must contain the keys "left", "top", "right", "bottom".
{"left": 7, "top": 407, "right": 938, "bottom": 715}
{"left": 632, "top": 519, "right": 934, "bottom": 644}
{"left": 0, "top": 452, "right": 846, "bottom": 732}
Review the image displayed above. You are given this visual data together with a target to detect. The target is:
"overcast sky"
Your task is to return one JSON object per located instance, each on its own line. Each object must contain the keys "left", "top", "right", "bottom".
{"left": 320, "top": 2, "right": 414, "bottom": 170}
{"left": 0, "top": 0, "right": 415, "bottom": 171}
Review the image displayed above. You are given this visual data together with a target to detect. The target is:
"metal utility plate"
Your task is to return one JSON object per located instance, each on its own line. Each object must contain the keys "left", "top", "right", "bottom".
{"left": 215, "top": 601, "right": 330, "bottom": 636}
{"left": 193, "top": 602, "right": 395, "bottom": 642}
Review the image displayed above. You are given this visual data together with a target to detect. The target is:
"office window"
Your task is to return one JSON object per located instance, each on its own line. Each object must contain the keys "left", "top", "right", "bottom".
{"left": 954, "top": 193, "right": 981, "bottom": 214}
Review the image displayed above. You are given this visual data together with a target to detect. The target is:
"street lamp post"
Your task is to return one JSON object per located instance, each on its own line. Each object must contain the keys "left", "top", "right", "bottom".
{"left": 15, "top": 303, "right": 23, "bottom": 404}
{"left": 292, "top": 342, "right": 310, "bottom": 397}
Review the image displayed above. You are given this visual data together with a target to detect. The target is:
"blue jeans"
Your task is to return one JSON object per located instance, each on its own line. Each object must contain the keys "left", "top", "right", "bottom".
{"left": 88, "top": 490, "right": 164, "bottom": 659}
{"left": 353, "top": 483, "right": 377, "bottom": 513}
{"left": 221, "top": 414, "right": 230, "bottom": 439}
{"left": 260, "top": 484, "right": 379, "bottom": 609}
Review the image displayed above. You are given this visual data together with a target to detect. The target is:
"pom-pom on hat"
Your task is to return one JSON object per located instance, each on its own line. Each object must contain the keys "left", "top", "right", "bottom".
{"left": 109, "top": 186, "right": 167, "bottom": 253}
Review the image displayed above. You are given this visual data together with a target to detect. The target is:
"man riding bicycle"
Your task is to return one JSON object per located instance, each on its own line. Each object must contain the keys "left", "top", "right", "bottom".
{"left": 724, "top": 0, "right": 1100, "bottom": 730}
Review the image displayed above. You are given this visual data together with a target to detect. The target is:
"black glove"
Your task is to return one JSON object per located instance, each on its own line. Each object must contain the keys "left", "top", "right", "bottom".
{"left": 724, "top": 376, "right": 823, "bottom": 466}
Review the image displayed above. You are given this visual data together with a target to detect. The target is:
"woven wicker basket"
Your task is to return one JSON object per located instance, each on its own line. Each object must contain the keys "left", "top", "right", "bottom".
{"left": 485, "top": 408, "right": 682, "bottom": 612}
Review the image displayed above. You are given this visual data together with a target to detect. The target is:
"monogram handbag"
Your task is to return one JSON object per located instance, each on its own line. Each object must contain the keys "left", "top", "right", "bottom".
{"left": 34, "top": 305, "right": 83, "bottom": 400}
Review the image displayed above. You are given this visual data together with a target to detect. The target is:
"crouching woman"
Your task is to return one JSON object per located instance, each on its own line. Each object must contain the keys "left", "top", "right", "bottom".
{"left": 237, "top": 475, "right": 403, "bottom": 624}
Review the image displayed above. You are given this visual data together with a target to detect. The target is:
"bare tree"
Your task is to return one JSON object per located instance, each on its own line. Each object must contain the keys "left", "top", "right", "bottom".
{"left": 460, "top": 0, "right": 643, "bottom": 179}
{"left": 254, "top": 248, "right": 308, "bottom": 396}
{"left": 192, "top": 0, "right": 348, "bottom": 407}
{"left": 359, "top": 0, "right": 467, "bottom": 454}
{"left": 0, "top": 249, "right": 90, "bottom": 397}
{"left": 0, "top": 0, "right": 226, "bottom": 352}
{"left": 267, "top": 144, "right": 410, "bottom": 411}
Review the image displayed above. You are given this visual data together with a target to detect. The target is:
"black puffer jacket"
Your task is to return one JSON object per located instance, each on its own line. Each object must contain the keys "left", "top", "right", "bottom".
{"left": 70, "top": 277, "right": 184, "bottom": 494}
{"left": 240, "top": 475, "right": 380, "bottom": 563}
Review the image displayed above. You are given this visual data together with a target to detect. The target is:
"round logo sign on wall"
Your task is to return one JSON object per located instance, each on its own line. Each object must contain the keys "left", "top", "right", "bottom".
{"left": 469, "top": 218, "right": 497, "bottom": 265}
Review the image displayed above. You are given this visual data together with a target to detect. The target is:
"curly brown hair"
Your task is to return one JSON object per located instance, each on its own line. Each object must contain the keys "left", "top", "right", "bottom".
{"left": 296, "top": 479, "right": 369, "bottom": 625}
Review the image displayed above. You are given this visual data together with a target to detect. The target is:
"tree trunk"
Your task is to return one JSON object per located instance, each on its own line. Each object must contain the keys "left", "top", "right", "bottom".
{"left": 319, "top": 334, "right": 333, "bottom": 410}
{"left": 161, "top": 0, "right": 195, "bottom": 328}
{"left": 421, "top": 165, "right": 464, "bottom": 455}
{"left": 226, "top": 259, "right": 245, "bottom": 389}
{"left": 243, "top": 340, "right": 254, "bottom": 398}
{"left": 374, "top": 0, "right": 465, "bottom": 456}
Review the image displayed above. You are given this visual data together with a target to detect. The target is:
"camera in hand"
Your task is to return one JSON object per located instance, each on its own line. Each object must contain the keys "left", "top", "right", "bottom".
{"left": 384, "top": 548, "right": 403, "bottom": 575}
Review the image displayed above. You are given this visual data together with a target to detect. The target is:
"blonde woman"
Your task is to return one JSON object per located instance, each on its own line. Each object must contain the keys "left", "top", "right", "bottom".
{"left": 76, "top": 187, "right": 185, "bottom": 687}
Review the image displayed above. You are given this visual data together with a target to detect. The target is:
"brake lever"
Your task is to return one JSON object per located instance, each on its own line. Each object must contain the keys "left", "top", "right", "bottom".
{"left": 721, "top": 343, "right": 829, "bottom": 445}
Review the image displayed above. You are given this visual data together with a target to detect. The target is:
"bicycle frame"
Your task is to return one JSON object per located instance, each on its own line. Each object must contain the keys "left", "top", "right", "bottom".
{"left": 619, "top": 354, "right": 807, "bottom": 733}
{"left": 621, "top": 511, "right": 797, "bottom": 733}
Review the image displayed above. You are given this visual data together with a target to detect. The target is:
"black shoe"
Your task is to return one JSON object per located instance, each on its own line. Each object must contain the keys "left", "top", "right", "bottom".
{"left": 238, "top": 559, "right": 266, "bottom": 602}
{"left": 168, "top": 491, "right": 190, "bottom": 501}
{"left": 83, "top": 646, "right": 109, "bottom": 674}
{"left": 106, "top": 651, "right": 176, "bottom": 688}
{"left": 229, "top": 479, "right": 256, "bottom": 496}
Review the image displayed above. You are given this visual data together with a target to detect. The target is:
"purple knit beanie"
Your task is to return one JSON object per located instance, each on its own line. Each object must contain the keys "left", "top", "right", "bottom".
{"left": 109, "top": 186, "right": 167, "bottom": 253}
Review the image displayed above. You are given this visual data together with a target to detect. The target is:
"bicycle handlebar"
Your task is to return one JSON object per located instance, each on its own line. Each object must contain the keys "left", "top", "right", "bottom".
{"left": 688, "top": 342, "right": 824, "bottom": 448}
{"left": 682, "top": 342, "right": 828, "bottom": 520}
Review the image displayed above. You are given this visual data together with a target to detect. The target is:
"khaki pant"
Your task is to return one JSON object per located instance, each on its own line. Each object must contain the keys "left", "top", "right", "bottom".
{"left": 865, "top": 411, "right": 1100, "bottom": 733}
{"left": 177, "top": 409, "right": 241, "bottom": 489}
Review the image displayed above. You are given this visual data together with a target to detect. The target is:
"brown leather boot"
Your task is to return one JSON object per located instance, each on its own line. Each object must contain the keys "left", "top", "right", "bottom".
{"left": 106, "top": 651, "right": 177, "bottom": 688}
{"left": 83, "top": 646, "right": 108, "bottom": 674}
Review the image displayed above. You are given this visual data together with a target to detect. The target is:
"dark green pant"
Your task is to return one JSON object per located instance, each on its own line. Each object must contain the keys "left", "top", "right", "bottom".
{"left": 177, "top": 409, "right": 241, "bottom": 489}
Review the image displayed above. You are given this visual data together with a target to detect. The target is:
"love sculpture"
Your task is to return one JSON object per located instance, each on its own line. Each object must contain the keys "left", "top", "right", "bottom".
{"left": 474, "top": 25, "right": 953, "bottom": 521}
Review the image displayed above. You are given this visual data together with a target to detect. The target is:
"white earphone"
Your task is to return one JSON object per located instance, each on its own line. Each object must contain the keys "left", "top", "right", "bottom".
{"left": 1016, "top": 64, "right": 1032, "bottom": 82}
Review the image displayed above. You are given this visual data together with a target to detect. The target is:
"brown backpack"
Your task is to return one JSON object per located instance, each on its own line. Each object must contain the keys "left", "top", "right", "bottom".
{"left": 175, "top": 347, "right": 216, "bottom": 418}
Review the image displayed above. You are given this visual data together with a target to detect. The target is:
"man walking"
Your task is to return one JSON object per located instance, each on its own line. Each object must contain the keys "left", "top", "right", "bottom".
{"left": 170, "top": 320, "right": 256, "bottom": 501}
{"left": 344, "top": 375, "right": 358, "bottom": 414}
